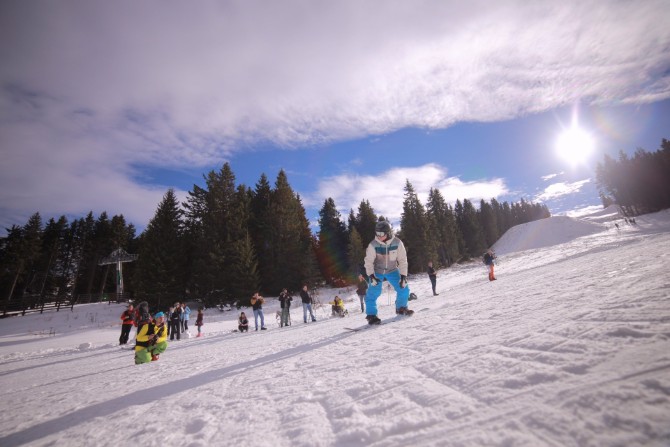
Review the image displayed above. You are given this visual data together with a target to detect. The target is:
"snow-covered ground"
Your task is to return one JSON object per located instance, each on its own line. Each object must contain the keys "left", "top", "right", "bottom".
{"left": 1, "top": 209, "right": 669, "bottom": 447}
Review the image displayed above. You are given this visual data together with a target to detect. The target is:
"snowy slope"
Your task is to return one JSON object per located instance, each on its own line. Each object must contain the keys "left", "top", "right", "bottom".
{"left": 1, "top": 209, "right": 669, "bottom": 447}
{"left": 492, "top": 215, "right": 606, "bottom": 255}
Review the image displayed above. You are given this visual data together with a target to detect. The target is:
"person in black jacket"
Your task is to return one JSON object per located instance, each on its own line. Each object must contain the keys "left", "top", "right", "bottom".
{"left": 427, "top": 261, "right": 439, "bottom": 296}
{"left": 278, "top": 288, "right": 292, "bottom": 327}
{"left": 299, "top": 285, "right": 317, "bottom": 323}
{"left": 169, "top": 302, "right": 182, "bottom": 340}
{"left": 356, "top": 276, "right": 368, "bottom": 313}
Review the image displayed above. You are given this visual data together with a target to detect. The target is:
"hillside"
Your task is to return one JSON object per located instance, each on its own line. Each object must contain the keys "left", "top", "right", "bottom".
{"left": 1, "top": 208, "right": 669, "bottom": 447}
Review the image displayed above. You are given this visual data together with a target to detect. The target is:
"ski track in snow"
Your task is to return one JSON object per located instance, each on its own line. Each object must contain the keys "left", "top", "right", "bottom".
{"left": 1, "top": 209, "right": 670, "bottom": 446}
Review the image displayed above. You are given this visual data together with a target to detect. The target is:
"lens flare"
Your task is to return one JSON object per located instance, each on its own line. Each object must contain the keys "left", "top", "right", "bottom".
{"left": 555, "top": 126, "right": 595, "bottom": 165}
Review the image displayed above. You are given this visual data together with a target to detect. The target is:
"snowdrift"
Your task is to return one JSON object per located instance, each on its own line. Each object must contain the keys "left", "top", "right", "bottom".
{"left": 492, "top": 215, "right": 606, "bottom": 255}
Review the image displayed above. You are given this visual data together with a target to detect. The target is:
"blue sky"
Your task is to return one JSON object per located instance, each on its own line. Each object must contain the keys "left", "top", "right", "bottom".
{"left": 1, "top": 1, "right": 669, "bottom": 233}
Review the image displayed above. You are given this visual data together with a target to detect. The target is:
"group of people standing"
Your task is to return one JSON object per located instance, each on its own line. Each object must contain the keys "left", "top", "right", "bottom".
{"left": 244, "top": 284, "right": 318, "bottom": 332}
{"left": 166, "top": 302, "right": 192, "bottom": 341}
{"left": 125, "top": 219, "right": 499, "bottom": 364}
{"left": 120, "top": 300, "right": 205, "bottom": 365}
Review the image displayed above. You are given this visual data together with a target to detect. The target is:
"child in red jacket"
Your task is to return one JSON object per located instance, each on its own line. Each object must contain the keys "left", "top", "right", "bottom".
{"left": 119, "top": 304, "right": 135, "bottom": 345}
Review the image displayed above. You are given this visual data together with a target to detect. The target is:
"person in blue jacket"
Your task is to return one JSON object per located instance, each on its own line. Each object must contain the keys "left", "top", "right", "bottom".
{"left": 181, "top": 302, "right": 191, "bottom": 333}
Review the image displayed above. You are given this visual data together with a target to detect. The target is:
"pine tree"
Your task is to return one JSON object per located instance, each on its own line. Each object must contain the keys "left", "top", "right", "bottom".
{"left": 228, "top": 232, "right": 260, "bottom": 307}
{"left": 135, "top": 189, "right": 185, "bottom": 309}
{"left": 399, "top": 180, "right": 434, "bottom": 274}
{"left": 426, "top": 188, "right": 461, "bottom": 266}
{"left": 249, "top": 173, "right": 273, "bottom": 292}
{"left": 346, "top": 227, "right": 365, "bottom": 280}
{"left": 458, "top": 199, "right": 486, "bottom": 258}
{"left": 354, "top": 200, "right": 378, "bottom": 244}
{"left": 479, "top": 199, "right": 498, "bottom": 248}
{"left": 265, "top": 170, "right": 314, "bottom": 293}
{"left": 317, "top": 198, "right": 349, "bottom": 286}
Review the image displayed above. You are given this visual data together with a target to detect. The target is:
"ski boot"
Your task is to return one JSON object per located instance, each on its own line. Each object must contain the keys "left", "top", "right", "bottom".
{"left": 366, "top": 315, "right": 382, "bottom": 325}
{"left": 396, "top": 307, "right": 414, "bottom": 316}
{"left": 151, "top": 354, "right": 159, "bottom": 362}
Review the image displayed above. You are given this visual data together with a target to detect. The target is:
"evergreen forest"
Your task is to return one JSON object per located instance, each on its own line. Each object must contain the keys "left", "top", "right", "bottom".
{"left": 12, "top": 138, "right": 668, "bottom": 315}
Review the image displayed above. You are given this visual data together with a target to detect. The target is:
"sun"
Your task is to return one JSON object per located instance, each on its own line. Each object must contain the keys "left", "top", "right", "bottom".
{"left": 555, "top": 126, "right": 595, "bottom": 165}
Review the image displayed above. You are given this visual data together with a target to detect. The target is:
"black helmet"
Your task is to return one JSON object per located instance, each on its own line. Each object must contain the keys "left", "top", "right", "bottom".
{"left": 375, "top": 220, "right": 392, "bottom": 239}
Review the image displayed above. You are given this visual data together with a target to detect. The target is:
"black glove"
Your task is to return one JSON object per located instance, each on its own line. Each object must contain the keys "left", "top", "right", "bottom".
{"left": 369, "top": 274, "right": 379, "bottom": 286}
{"left": 399, "top": 275, "right": 407, "bottom": 288}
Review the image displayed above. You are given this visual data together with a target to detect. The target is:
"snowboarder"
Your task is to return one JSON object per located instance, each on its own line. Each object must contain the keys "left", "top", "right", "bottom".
{"left": 483, "top": 249, "right": 497, "bottom": 281}
{"left": 362, "top": 219, "right": 413, "bottom": 325}
{"left": 427, "top": 261, "right": 438, "bottom": 296}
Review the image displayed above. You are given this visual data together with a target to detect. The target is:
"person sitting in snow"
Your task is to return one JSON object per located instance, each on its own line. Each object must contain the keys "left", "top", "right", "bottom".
{"left": 134, "top": 312, "right": 168, "bottom": 364}
{"left": 238, "top": 312, "right": 249, "bottom": 332}
{"left": 329, "top": 296, "right": 346, "bottom": 317}
{"left": 483, "top": 249, "right": 497, "bottom": 281}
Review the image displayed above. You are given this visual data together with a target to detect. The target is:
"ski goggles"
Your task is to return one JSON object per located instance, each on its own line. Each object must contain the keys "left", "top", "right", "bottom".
{"left": 375, "top": 231, "right": 387, "bottom": 237}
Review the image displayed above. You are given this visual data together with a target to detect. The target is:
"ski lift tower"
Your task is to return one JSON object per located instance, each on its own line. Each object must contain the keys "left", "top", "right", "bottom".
{"left": 99, "top": 248, "right": 138, "bottom": 301}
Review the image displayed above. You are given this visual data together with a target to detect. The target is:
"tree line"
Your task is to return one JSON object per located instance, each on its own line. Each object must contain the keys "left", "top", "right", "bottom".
{"left": 1, "top": 162, "right": 550, "bottom": 312}
{"left": 596, "top": 139, "right": 670, "bottom": 216}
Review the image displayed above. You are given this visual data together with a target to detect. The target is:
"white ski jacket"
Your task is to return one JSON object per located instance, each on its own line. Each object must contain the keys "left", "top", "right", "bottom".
{"left": 364, "top": 236, "right": 408, "bottom": 277}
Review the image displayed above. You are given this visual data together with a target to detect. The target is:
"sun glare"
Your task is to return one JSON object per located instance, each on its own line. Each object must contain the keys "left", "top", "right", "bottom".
{"left": 555, "top": 127, "right": 595, "bottom": 165}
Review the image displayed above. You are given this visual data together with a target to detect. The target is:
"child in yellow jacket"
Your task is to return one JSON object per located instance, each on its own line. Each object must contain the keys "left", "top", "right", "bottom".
{"left": 135, "top": 312, "right": 168, "bottom": 364}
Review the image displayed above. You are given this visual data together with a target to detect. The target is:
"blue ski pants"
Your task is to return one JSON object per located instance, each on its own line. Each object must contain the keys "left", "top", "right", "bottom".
{"left": 365, "top": 269, "right": 410, "bottom": 317}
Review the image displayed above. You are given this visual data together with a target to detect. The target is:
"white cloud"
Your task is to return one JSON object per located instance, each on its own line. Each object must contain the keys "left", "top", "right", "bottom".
{"left": 307, "top": 163, "right": 508, "bottom": 224}
{"left": 541, "top": 172, "right": 563, "bottom": 181}
{"left": 1, "top": 1, "right": 669, "bottom": 230}
{"left": 536, "top": 179, "right": 591, "bottom": 202}
{"left": 563, "top": 205, "right": 605, "bottom": 218}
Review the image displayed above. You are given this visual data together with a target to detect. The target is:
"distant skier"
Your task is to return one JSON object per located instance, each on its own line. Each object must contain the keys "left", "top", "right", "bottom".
{"left": 427, "top": 261, "right": 438, "bottom": 296}
{"left": 362, "top": 219, "right": 413, "bottom": 325}
{"left": 483, "top": 249, "right": 497, "bottom": 281}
